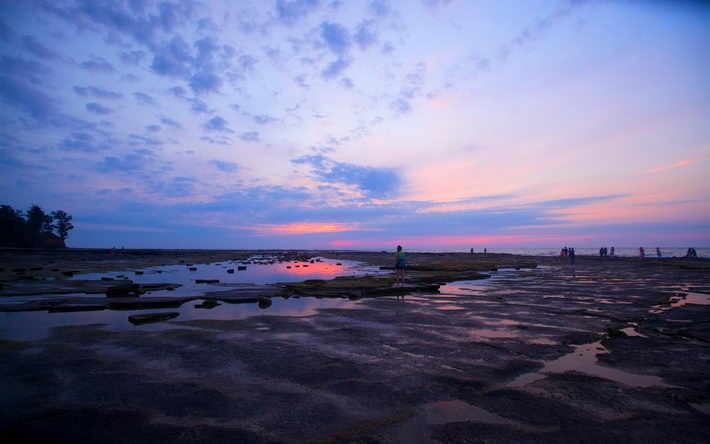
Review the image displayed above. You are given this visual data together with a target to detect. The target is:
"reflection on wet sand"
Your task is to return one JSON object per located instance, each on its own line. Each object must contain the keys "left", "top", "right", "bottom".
{"left": 506, "top": 341, "right": 673, "bottom": 389}
{"left": 68, "top": 256, "right": 366, "bottom": 296}
{"left": 0, "top": 295, "right": 363, "bottom": 342}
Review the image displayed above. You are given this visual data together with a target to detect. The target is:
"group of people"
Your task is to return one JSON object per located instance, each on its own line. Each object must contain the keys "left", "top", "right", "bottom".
{"left": 598, "top": 247, "right": 615, "bottom": 257}
{"left": 560, "top": 247, "right": 576, "bottom": 257}
{"left": 560, "top": 247, "right": 576, "bottom": 263}
{"left": 590, "top": 246, "right": 699, "bottom": 259}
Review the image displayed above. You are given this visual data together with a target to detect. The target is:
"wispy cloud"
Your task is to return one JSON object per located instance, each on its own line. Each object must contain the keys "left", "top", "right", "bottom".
{"left": 255, "top": 222, "right": 358, "bottom": 235}
{"left": 85, "top": 102, "right": 114, "bottom": 115}
{"left": 645, "top": 159, "right": 695, "bottom": 174}
{"left": 204, "top": 116, "right": 233, "bottom": 132}
{"left": 74, "top": 86, "right": 123, "bottom": 99}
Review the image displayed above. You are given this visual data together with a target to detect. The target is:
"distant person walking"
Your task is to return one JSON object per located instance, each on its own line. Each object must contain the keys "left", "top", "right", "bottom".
{"left": 639, "top": 247, "right": 645, "bottom": 258}
{"left": 394, "top": 245, "right": 407, "bottom": 287}
{"left": 656, "top": 247, "right": 662, "bottom": 258}
{"left": 569, "top": 247, "right": 575, "bottom": 264}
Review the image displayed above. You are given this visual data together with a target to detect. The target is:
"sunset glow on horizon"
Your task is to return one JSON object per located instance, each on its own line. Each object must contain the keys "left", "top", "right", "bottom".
{"left": 1, "top": 0, "right": 708, "bottom": 250}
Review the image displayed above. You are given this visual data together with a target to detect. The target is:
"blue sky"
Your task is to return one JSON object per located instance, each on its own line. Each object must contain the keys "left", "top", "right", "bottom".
{"left": 1, "top": 0, "right": 708, "bottom": 250}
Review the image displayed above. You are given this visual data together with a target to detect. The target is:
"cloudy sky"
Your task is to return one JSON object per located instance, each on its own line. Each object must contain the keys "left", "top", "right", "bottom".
{"left": 1, "top": 0, "right": 708, "bottom": 250}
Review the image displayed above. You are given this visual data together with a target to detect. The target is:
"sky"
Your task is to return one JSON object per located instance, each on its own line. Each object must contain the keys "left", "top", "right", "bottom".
{"left": 1, "top": 0, "right": 709, "bottom": 250}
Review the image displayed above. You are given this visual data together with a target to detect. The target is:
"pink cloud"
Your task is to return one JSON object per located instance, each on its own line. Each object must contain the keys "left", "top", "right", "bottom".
{"left": 645, "top": 159, "right": 695, "bottom": 174}
{"left": 254, "top": 222, "right": 357, "bottom": 235}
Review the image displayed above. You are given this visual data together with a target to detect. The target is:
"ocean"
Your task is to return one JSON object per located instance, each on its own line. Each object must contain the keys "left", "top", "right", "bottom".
{"left": 406, "top": 247, "right": 709, "bottom": 259}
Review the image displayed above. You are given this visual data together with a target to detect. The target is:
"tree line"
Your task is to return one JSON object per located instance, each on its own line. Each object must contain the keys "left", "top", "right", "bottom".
{"left": 0, "top": 204, "right": 74, "bottom": 248}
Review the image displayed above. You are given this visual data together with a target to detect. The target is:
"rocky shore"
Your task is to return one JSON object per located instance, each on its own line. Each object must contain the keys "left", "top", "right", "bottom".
{"left": 1, "top": 249, "right": 709, "bottom": 443}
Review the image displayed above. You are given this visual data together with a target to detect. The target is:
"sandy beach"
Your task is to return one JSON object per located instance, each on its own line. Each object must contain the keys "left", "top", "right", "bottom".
{"left": 1, "top": 249, "right": 709, "bottom": 443}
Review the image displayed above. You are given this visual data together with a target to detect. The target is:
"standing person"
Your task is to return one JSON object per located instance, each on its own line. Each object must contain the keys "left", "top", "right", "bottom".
{"left": 394, "top": 245, "right": 406, "bottom": 287}
{"left": 570, "top": 247, "right": 575, "bottom": 264}
{"left": 656, "top": 247, "right": 662, "bottom": 258}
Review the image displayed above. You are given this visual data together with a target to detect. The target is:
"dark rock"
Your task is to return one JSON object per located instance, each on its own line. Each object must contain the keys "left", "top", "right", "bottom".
{"left": 140, "top": 283, "right": 181, "bottom": 292}
{"left": 128, "top": 312, "right": 179, "bottom": 325}
{"left": 195, "top": 299, "right": 220, "bottom": 309}
{"left": 258, "top": 296, "right": 272, "bottom": 309}
{"left": 106, "top": 281, "right": 140, "bottom": 297}
{"left": 195, "top": 279, "right": 219, "bottom": 284}
{"left": 607, "top": 327, "right": 627, "bottom": 337}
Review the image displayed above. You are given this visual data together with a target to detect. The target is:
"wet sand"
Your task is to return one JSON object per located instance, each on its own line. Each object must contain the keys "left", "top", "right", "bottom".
{"left": 1, "top": 249, "right": 709, "bottom": 443}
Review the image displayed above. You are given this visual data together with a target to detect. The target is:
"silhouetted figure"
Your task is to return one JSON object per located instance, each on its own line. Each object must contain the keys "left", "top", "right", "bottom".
{"left": 394, "top": 245, "right": 406, "bottom": 287}
{"left": 570, "top": 247, "right": 575, "bottom": 264}
{"left": 656, "top": 247, "right": 662, "bottom": 258}
{"left": 610, "top": 246, "right": 615, "bottom": 257}
{"left": 639, "top": 247, "right": 645, "bottom": 258}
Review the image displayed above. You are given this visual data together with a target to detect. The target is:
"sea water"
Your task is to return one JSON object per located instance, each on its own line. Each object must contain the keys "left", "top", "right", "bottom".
{"left": 408, "top": 247, "right": 709, "bottom": 258}
{"left": 0, "top": 256, "right": 379, "bottom": 341}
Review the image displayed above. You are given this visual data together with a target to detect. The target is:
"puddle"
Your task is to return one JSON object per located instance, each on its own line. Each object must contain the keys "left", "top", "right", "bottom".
{"left": 0, "top": 256, "right": 384, "bottom": 341}
{"left": 529, "top": 338, "right": 558, "bottom": 345}
{"left": 467, "top": 328, "right": 518, "bottom": 340}
{"left": 435, "top": 304, "right": 466, "bottom": 311}
{"left": 66, "top": 256, "right": 367, "bottom": 297}
{"left": 437, "top": 281, "right": 487, "bottom": 296}
{"left": 620, "top": 326, "right": 647, "bottom": 338}
{"left": 674, "top": 292, "right": 710, "bottom": 306}
{"left": 650, "top": 291, "right": 710, "bottom": 314}
{"left": 507, "top": 341, "right": 672, "bottom": 389}
{"left": 689, "top": 402, "right": 710, "bottom": 416}
{"left": 387, "top": 399, "right": 525, "bottom": 443}
{"left": 0, "top": 295, "right": 362, "bottom": 342}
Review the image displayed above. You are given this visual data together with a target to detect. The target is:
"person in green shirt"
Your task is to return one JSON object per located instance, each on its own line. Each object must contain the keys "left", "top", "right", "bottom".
{"left": 394, "top": 245, "right": 406, "bottom": 287}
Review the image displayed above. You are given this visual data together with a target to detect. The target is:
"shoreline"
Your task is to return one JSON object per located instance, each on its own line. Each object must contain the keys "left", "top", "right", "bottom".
{"left": 1, "top": 248, "right": 707, "bottom": 313}
{"left": 2, "top": 247, "right": 706, "bottom": 276}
